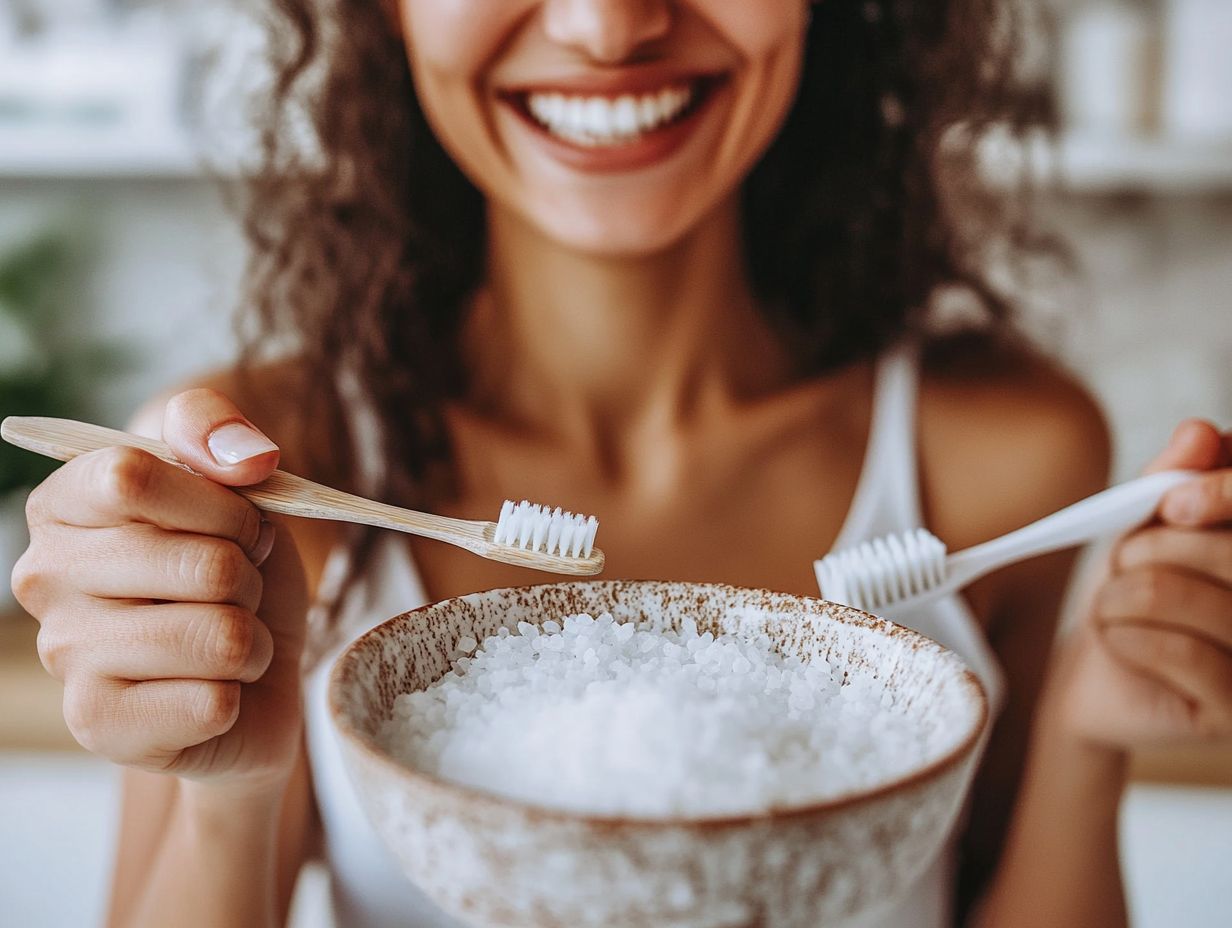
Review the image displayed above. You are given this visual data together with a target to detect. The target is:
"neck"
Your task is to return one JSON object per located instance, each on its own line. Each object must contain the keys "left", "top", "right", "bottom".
{"left": 462, "top": 198, "right": 792, "bottom": 453}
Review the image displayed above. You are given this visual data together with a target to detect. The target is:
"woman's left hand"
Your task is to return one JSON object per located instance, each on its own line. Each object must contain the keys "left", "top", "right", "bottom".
{"left": 1057, "top": 418, "right": 1232, "bottom": 749}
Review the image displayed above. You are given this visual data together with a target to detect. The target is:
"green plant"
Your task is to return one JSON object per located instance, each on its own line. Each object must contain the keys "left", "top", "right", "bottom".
{"left": 0, "top": 230, "right": 130, "bottom": 496}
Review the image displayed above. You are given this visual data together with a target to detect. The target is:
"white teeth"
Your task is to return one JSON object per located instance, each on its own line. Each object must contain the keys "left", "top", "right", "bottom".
{"left": 527, "top": 94, "right": 553, "bottom": 125}
{"left": 613, "top": 96, "right": 639, "bottom": 135}
{"left": 523, "top": 83, "right": 697, "bottom": 146}
{"left": 582, "top": 97, "right": 608, "bottom": 136}
{"left": 638, "top": 95, "right": 660, "bottom": 129}
{"left": 566, "top": 97, "right": 586, "bottom": 135}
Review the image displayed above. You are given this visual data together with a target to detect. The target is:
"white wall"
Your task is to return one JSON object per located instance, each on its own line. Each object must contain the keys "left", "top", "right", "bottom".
{"left": 1050, "top": 195, "right": 1232, "bottom": 478}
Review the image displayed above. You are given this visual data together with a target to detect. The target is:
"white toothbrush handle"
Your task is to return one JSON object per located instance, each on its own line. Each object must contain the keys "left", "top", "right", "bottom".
{"left": 943, "top": 469, "right": 1200, "bottom": 592}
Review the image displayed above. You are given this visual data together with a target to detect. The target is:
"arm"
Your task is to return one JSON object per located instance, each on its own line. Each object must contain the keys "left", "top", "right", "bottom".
{"left": 962, "top": 542, "right": 1129, "bottom": 928}
{"left": 108, "top": 751, "right": 316, "bottom": 928}
{"left": 973, "top": 692, "right": 1129, "bottom": 928}
{"left": 969, "top": 417, "right": 1232, "bottom": 927}
{"left": 104, "top": 385, "right": 321, "bottom": 927}
{"left": 918, "top": 339, "right": 1121, "bottom": 926}
{"left": 13, "top": 384, "right": 318, "bottom": 928}
{"left": 956, "top": 551, "right": 1127, "bottom": 928}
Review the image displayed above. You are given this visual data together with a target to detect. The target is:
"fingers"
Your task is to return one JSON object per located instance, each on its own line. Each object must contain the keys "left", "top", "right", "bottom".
{"left": 38, "top": 601, "right": 274, "bottom": 685}
{"left": 26, "top": 445, "right": 272, "bottom": 562}
{"left": 1115, "top": 527, "right": 1232, "bottom": 589}
{"left": 1159, "top": 469, "right": 1232, "bottom": 528}
{"left": 1145, "top": 419, "right": 1224, "bottom": 475}
{"left": 12, "top": 388, "right": 306, "bottom": 784}
{"left": 1145, "top": 419, "right": 1232, "bottom": 527}
{"left": 162, "top": 388, "right": 280, "bottom": 487}
{"left": 1092, "top": 508, "right": 1232, "bottom": 738}
{"left": 1101, "top": 626, "right": 1232, "bottom": 735}
{"left": 1095, "top": 566, "right": 1232, "bottom": 650}
{"left": 17, "top": 524, "right": 263, "bottom": 612}
{"left": 62, "top": 677, "right": 241, "bottom": 771}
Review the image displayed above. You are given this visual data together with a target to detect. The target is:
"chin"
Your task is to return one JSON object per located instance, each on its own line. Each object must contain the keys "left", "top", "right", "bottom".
{"left": 523, "top": 195, "right": 718, "bottom": 258}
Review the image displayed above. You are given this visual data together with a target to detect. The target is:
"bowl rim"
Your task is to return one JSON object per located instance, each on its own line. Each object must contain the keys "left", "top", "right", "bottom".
{"left": 327, "top": 579, "right": 989, "bottom": 830}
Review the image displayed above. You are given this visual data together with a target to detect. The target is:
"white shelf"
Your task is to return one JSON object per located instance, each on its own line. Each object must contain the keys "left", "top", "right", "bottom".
{"left": 1051, "top": 132, "right": 1232, "bottom": 193}
{"left": 982, "top": 128, "right": 1232, "bottom": 194}
{"left": 0, "top": 123, "right": 205, "bottom": 179}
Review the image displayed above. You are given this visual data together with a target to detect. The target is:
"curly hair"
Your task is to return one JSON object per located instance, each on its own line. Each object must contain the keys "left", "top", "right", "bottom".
{"left": 239, "top": 0, "right": 1049, "bottom": 619}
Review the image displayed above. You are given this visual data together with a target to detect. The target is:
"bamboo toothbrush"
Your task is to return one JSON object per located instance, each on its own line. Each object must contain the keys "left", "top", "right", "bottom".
{"left": 1, "top": 416, "right": 604, "bottom": 576}
{"left": 814, "top": 469, "right": 1198, "bottom": 614}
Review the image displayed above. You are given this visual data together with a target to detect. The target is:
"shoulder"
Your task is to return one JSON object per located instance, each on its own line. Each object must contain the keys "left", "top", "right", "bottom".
{"left": 917, "top": 332, "right": 1112, "bottom": 556}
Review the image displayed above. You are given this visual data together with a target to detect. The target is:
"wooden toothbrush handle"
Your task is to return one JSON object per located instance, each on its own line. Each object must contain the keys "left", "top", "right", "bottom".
{"left": 0, "top": 414, "right": 335, "bottom": 514}
{"left": 3, "top": 416, "right": 606, "bottom": 575}
{"left": 1, "top": 415, "right": 200, "bottom": 469}
{"left": 0, "top": 416, "right": 466, "bottom": 539}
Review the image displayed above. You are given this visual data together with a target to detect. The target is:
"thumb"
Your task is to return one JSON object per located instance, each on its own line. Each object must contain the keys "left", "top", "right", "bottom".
{"left": 1144, "top": 418, "right": 1223, "bottom": 475}
{"left": 161, "top": 388, "right": 280, "bottom": 486}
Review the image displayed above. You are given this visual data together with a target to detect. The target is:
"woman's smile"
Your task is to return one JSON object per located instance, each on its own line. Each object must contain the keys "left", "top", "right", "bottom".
{"left": 402, "top": 1, "right": 806, "bottom": 254}
{"left": 497, "top": 69, "right": 729, "bottom": 172}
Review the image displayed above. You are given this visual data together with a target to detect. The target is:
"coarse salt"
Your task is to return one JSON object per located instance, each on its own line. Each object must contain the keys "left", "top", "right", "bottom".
{"left": 380, "top": 612, "right": 933, "bottom": 817}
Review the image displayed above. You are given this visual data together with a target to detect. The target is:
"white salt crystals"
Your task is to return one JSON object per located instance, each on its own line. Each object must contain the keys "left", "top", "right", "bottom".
{"left": 380, "top": 613, "right": 932, "bottom": 818}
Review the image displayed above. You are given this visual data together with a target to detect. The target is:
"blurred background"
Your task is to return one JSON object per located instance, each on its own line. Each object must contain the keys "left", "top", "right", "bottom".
{"left": 0, "top": 0, "right": 1229, "bottom": 925}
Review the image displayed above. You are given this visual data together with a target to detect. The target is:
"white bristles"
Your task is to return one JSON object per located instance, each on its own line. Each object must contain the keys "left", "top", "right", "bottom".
{"left": 494, "top": 499, "right": 599, "bottom": 558}
{"left": 814, "top": 528, "right": 947, "bottom": 612}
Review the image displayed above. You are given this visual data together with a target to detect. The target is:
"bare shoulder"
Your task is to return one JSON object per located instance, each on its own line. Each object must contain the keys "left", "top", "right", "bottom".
{"left": 917, "top": 333, "right": 1112, "bottom": 555}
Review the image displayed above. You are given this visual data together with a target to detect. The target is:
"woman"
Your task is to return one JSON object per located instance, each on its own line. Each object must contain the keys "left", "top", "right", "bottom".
{"left": 13, "top": 2, "right": 1232, "bottom": 926}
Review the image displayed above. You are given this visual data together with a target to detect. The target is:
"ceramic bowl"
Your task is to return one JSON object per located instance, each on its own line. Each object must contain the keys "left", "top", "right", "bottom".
{"left": 329, "top": 580, "right": 987, "bottom": 928}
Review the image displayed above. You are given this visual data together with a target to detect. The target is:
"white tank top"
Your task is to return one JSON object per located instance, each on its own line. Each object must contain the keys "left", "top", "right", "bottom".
{"left": 304, "top": 342, "right": 1007, "bottom": 927}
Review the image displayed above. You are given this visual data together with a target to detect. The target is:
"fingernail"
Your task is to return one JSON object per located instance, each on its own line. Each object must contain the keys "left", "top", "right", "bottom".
{"left": 253, "top": 519, "right": 276, "bottom": 567}
{"left": 207, "top": 422, "right": 278, "bottom": 466}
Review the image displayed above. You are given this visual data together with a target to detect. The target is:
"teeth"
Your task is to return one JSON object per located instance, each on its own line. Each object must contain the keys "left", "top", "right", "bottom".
{"left": 613, "top": 96, "right": 639, "bottom": 135}
{"left": 524, "top": 83, "right": 697, "bottom": 146}
{"left": 638, "top": 95, "right": 660, "bottom": 129}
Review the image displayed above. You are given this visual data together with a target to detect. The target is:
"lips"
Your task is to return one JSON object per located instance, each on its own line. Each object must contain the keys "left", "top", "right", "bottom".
{"left": 499, "top": 74, "right": 723, "bottom": 156}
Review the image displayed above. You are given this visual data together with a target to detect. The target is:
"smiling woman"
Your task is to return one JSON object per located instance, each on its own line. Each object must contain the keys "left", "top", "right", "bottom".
{"left": 18, "top": 2, "right": 1232, "bottom": 928}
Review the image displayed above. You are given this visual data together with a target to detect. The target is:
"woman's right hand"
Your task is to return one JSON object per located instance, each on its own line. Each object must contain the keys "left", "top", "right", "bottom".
{"left": 11, "top": 389, "right": 310, "bottom": 793}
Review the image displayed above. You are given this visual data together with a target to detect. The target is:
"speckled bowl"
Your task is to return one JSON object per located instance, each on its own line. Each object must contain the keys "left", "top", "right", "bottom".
{"left": 329, "top": 580, "right": 987, "bottom": 928}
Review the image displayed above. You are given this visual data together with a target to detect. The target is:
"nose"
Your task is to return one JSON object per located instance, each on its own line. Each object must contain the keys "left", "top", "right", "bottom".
{"left": 542, "top": 0, "right": 673, "bottom": 64}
